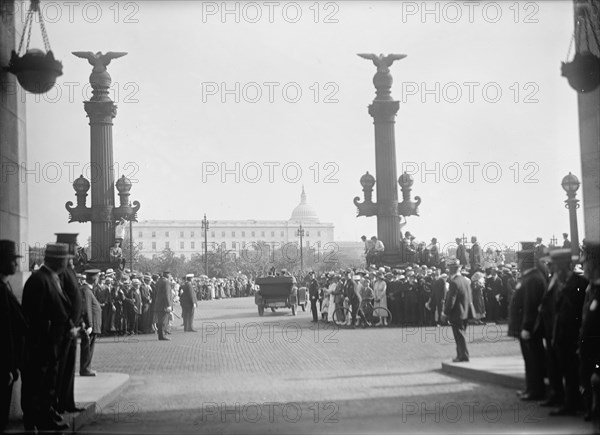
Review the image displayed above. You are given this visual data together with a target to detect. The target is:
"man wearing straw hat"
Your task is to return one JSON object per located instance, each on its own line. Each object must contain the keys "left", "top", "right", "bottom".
{"left": 0, "top": 240, "right": 27, "bottom": 431}
{"left": 21, "top": 243, "right": 74, "bottom": 431}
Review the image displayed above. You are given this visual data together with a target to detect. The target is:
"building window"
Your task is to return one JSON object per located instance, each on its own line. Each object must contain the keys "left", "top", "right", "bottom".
{"left": 152, "top": 231, "right": 156, "bottom": 238}
{"left": 138, "top": 231, "right": 143, "bottom": 238}
{"left": 232, "top": 241, "right": 236, "bottom": 249}
{"left": 180, "top": 231, "right": 184, "bottom": 237}
{"left": 242, "top": 231, "right": 245, "bottom": 237}
{"left": 252, "top": 231, "right": 255, "bottom": 237}
{"left": 306, "top": 231, "right": 310, "bottom": 237}
{"left": 191, "top": 231, "right": 195, "bottom": 237}
{"left": 280, "top": 231, "right": 284, "bottom": 237}
{"left": 221, "top": 231, "right": 225, "bottom": 237}
{"left": 152, "top": 242, "right": 156, "bottom": 250}
{"left": 211, "top": 231, "right": 215, "bottom": 237}
{"left": 232, "top": 231, "right": 236, "bottom": 237}
{"left": 261, "top": 231, "right": 265, "bottom": 237}
{"left": 165, "top": 242, "right": 170, "bottom": 249}
{"left": 191, "top": 241, "right": 195, "bottom": 249}
{"left": 165, "top": 231, "right": 169, "bottom": 237}
{"left": 139, "top": 242, "right": 143, "bottom": 249}
{"left": 318, "top": 231, "right": 321, "bottom": 237}
{"left": 180, "top": 241, "right": 184, "bottom": 249}
{"left": 271, "top": 231, "right": 275, "bottom": 237}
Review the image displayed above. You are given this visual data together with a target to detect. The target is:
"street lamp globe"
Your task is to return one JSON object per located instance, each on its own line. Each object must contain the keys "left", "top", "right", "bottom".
{"left": 561, "top": 172, "right": 580, "bottom": 194}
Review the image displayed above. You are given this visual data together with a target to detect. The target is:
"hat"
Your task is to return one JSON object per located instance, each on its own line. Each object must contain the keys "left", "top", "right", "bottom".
{"left": 55, "top": 233, "right": 78, "bottom": 245}
{"left": 582, "top": 240, "right": 600, "bottom": 263}
{"left": 0, "top": 240, "right": 23, "bottom": 259}
{"left": 105, "top": 268, "right": 114, "bottom": 276}
{"left": 85, "top": 269, "right": 101, "bottom": 277}
{"left": 186, "top": 273, "right": 194, "bottom": 278}
{"left": 378, "top": 267, "right": 385, "bottom": 273}
{"left": 44, "top": 243, "right": 72, "bottom": 259}
{"left": 399, "top": 275, "right": 406, "bottom": 280}
{"left": 162, "top": 271, "right": 171, "bottom": 276}
{"left": 131, "top": 278, "right": 141, "bottom": 285}
{"left": 151, "top": 273, "right": 159, "bottom": 280}
{"left": 447, "top": 258, "right": 461, "bottom": 268}
{"left": 352, "top": 274, "right": 361, "bottom": 280}
{"left": 385, "top": 272, "right": 393, "bottom": 279}
{"left": 549, "top": 248, "right": 576, "bottom": 263}
{"left": 376, "top": 271, "right": 384, "bottom": 278}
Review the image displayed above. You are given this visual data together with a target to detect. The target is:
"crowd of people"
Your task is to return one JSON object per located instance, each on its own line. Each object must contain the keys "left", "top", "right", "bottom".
{"left": 0, "top": 233, "right": 256, "bottom": 432}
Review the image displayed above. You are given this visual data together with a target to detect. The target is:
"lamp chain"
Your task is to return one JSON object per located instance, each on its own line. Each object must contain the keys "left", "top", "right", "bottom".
{"left": 16, "top": 0, "right": 52, "bottom": 55}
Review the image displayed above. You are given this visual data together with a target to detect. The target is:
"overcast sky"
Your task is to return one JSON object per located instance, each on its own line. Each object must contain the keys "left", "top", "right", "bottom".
{"left": 23, "top": 0, "right": 584, "bottom": 251}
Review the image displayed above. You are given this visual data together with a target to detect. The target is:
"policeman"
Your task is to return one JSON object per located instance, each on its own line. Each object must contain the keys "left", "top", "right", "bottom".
{"left": 548, "top": 249, "right": 588, "bottom": 416}
{"left": 578, "top": 241, "right": 600, "bottom": 428}
{"left": 510, "top": 245, "right": 547, "bottom": 401}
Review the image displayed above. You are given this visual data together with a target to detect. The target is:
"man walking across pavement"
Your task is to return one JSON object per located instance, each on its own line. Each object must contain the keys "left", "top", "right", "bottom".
{"left": 308, "top": 271, "right": 319, "bottom": 322}
{"left": 180, "top": 274, "right": 197, "bottom": 332}
{"left": 80, "top": 269, "right": 103, "bottom": 376}
{"left": 155, "top": 271, "right": 173, "bottom": 341}
{"left": 0, "top": 240, "right": 27, "bottom": 432}
{"left": 442, "top": 259, "right": 470, "bottom": 362}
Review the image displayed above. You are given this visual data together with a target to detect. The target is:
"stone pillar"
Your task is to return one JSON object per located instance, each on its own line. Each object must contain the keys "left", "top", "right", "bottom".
{"left": 369, "top": 100, "right": 401, "bottom": 254}
{"left": 573, "top": 0, "right": 600, "bottom": 241}
{"left": 84, "top": 100, "right": 116, "bottom": 263}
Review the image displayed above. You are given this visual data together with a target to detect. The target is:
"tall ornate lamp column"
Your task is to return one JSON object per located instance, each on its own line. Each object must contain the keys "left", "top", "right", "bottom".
{"left": 66, "top": 52, "right": 140, "bottom": 268}
{"left": 561, "top": 172, "right": 581, "bottom": 259}
{"left": 354, "top": 53, "right": 421, "bottom": 265}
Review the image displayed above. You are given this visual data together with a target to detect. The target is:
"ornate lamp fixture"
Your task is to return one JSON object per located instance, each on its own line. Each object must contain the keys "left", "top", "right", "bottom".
{"left": 397, "top": 172, "right": 421, "bottom": 217}
{"left": 354, "top": 171, "right": 378, "bottom": 216}
{"left": 65, "top": 175, "right": 92, "bottom": 222}
{"left": 7, "top": 0, "right": 63, "bottom": 94}
{"left": 113, "top": 175, "right": 141, "bottom": 221}
{"left": 561, "top": 0, "right": 600, "bottom": 93}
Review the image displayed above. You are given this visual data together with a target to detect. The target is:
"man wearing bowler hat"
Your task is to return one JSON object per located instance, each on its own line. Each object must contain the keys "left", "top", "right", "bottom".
{"left": 21, "top": 243, "right": 74, "bottom": 431}
{"left": 53, "top": 233, "right": 84, "bottom": 413}
{"left": 80, "top": 269, "right": 103, "bottom": 376}
{"left": 180, "top": 274, "right": 197, "bottom": 332}
{"left": 0, "top": 240, "right": 27, "bottom": 431}
{"left": 442, "top": 258, "right": 470, "bottom": 362}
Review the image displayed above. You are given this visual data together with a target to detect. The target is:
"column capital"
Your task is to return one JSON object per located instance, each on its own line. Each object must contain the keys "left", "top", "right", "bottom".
{"left": 368, "top": 101, "right": 400, "bottom": 121}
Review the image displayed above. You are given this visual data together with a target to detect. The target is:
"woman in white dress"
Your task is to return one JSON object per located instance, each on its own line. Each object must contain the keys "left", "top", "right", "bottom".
{"left": 326, "top": 275, "right": 338, "bottom": 322}
{"left": 373, "top": 271, "right": 388, "bottom": 326}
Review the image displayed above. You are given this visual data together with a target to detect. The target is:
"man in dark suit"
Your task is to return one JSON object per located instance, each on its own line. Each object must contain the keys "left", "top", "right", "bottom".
{"left": 562, "top": 233, "right": 571, "bottom": 250}
{"left": 154, "top": 271, "right": 173, "bottom": 341}
{"left": 578, "top": 240, "right": 600, "bottom": 428}
{"left": 442, "top": 259, "right": 471, "bottom": 362}
{"left": 456, "top": 238, "right": 468, "bottom": 267}
{"left": 486, "top": 268, "right": 503, "bottom": 323}
{"left": 548, "top": 249, "right": 588, "bottom": 416}
{"left": 469, "top": 236, "right": 482, "bottom": 272}
{"left": 180, "top": 274, "right": 197, "bottom": 332}
{"left": 21, "top": 243, "right": 75, "bottom": 431}
{"left": 80, "top": 269, "right": 103, "bottom": 376}
{"left": 510, "top": 245, "right": 547, "bottom": 401}
{"left": 54, "top": 233, "right": 84, "bottom": 414}
{"left": 0, "top": 240, "right": 27, "bottom": 432}
{"left": 309, "top": 271, "right": 319, "bottom": 322}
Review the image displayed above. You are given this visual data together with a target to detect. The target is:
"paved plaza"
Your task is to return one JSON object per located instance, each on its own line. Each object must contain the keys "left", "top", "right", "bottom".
{"left": 76, "top": 297, "right": 593, "bottom": 434}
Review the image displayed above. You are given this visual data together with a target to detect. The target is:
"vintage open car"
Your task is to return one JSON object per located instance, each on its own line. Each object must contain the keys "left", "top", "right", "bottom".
{"left": 254, "top": 276, "right": 308, "bottom": 316}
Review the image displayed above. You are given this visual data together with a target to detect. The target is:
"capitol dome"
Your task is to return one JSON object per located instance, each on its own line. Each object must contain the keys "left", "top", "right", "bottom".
{"left": 290, "top": 187, "right": 320, "bottom": 222}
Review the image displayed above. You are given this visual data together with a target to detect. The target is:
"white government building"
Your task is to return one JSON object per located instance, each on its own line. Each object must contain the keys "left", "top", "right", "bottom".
{"left": 130, "top": 188, "right": 335, "bottom": 259}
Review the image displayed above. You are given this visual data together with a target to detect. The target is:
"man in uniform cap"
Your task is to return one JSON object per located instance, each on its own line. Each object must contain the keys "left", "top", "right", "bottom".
{"left": 21, "top": 243, "right": 73, "bottom": 431}
{"left": 546, "top": 249, "right": 588, "bottom": 416}
{"left": 80, "top": 269, "right": 102, "bottom": 376}
{"left": 0, "top": 241, "right": 27, "bottom": 431}
{"left": 53, "top": 233, "right": 85, "bottom": 414}
{"left": 442, "top": 258, "right": 471, "bottom": 362}
{"left": 180, "top": 274, "right": 197, "bottom": 332}
{"left": 308, "top": 271, "right": 319, "bottom": 323}
{"left": 508, "top": 243, "right": 547, "bottom": 402}
{"left": 578, "top": 240, "right": 600, "bottom": 428}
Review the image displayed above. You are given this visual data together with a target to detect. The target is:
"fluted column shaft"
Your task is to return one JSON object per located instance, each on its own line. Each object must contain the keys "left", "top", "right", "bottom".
{"left": 369, "top": 100, "right": 401, "bottom": 253}
{"left": 84, "top": 101, "right": 117, "bottom": 263}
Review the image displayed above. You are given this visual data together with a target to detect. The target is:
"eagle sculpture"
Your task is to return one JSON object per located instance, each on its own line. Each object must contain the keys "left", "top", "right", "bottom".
{"left": 357, "top": 53, "right": 407, "bottom": 73}
{"left": 72, "top": 51, "right": 128, "bottom": 72}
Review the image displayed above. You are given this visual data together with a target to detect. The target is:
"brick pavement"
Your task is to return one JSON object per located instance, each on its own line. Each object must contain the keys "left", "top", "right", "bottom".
{"left": 79, "top": 297, "right": 594, "bottom": 434}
